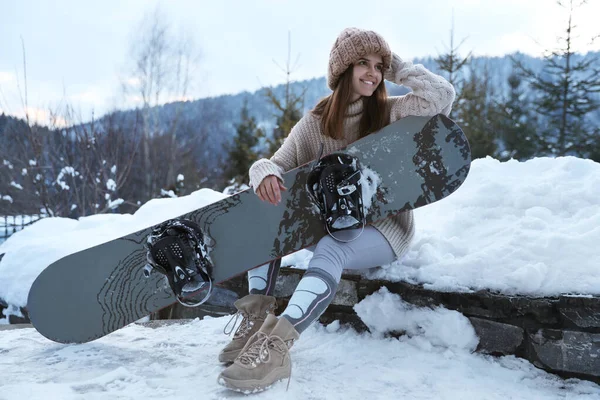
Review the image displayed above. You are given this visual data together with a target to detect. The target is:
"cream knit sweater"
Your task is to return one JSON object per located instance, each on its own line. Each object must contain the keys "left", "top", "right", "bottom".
{"left": 249, "top": 57, "right": 455, "bottom": 259}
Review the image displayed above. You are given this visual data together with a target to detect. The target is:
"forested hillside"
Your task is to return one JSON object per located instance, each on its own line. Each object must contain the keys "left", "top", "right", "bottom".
{"left": 1, "top": 51, "right": 599, "bottom": 217}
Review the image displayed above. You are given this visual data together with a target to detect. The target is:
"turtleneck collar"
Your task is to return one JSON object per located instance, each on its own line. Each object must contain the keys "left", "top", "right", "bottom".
{"left": 346, "top": 98, "right": 364, "bottom": 118}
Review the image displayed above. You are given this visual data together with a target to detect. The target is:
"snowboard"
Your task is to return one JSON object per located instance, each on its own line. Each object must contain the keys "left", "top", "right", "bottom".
{"left": 27, "top": 113, "right": 471, "bottom": 344}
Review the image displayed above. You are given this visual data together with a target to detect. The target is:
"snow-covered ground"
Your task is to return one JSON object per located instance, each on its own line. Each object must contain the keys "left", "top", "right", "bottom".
{"left": 1, "top": 293, "right": 600, "bottom": 400}
{"left": 0, "top": 156, "right": 599, "bottom": 398}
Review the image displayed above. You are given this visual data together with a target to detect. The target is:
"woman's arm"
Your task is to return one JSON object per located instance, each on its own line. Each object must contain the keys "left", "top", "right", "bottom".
{"left": 248, "top": 117, "right": 304, "bottom": 191}
{"left": 385, "top": 53, "right": 456, "bottom": 120}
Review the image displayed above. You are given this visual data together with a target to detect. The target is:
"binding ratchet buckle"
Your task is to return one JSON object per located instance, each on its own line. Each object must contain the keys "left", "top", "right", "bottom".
{"left": 306, "top": 151, "right": 366, "bottom": 242}
{"left": 144, "top": 219, "right": 213, "bottom": 307}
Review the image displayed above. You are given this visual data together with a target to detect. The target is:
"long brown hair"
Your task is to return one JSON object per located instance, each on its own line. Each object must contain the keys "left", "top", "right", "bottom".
{"left": 312, "top": 65, "right": 389, "bottom": 141}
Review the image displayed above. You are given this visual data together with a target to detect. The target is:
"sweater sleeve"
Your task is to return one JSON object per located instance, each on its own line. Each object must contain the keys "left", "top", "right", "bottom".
{"left": 385, "top": 53, "right": 456, "bottom": 121}
{"left": 248, "top": 116, "right": 307, "bottom": 191}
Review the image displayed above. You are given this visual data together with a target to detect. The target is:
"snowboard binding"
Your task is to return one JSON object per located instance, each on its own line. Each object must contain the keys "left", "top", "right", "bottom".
{"left": 306, "top": 150, "right": 366, "bottom": 242}
{"left": 144, "top": 219, "right": 214, "bottom": 307}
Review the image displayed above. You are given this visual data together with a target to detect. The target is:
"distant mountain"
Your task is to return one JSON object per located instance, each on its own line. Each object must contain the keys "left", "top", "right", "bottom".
{"left": 5, "top": 51, "right": 600, "bottom": 172}
{"left": 0, "top": 113, "right": 54, "bottom": 156}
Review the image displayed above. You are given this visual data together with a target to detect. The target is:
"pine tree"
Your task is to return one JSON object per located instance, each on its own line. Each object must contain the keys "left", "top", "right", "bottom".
{"left": 453, "top": 65, "right": 498, "bottom": 159}
{"left": 264, "top": 87, "right": 304, "bottom": 155}
{"left": 491, "top": 72, "right": 539, "bottom": 161}
{"left": 434, "top": 13, "right": 471, "bottom": 92}
{"left": 512, "top": 0, "right": 600, "bottom": 158}
{"left": 587, "top": 127, "right": 600, "bottom": 162}
{"left": 225, "top": 100, "right": 263, "bottom": 185}
{"left": 263, "top": 32, "right": 305, "bottom": 156}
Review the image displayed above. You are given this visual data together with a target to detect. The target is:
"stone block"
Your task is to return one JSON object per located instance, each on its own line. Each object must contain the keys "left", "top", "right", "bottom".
{"left": 274, "top": 272, "right": 301, "bottom": 298}
{"left": 558, "top": 296, "right": 600, "bottom": 329}
{"left": 452, "top": 293, "right": 559, "bottom": 327}
{"left": 8, "top": 313, "right": 29, "bottom": 324}
{"left": 137, "top": 319, "right": 192, "bottom": 329}
{"left": 469, "top": 317, "right": 524, "bottom": 355}
{"left": 319, "top": 308, "right": 369, "bottom": 333}
{"left": 1, "top": 301, "right": 29, "bottom": 324}
{"left": 332, "top": 279, "right": 358, "bottom": 306}
{"left": 358, "top": 279, "right": 442, "bottom": 306}
{"left": 151, "top": 282, "right": 242, "bottom": 320}
{"left": 527, "top": 329, "right": 600, "bottom": 380}
{"left": 169, "top": 303, "right": 235, "bottom": 320}
{"left": 274, "top": 269, "right": 357, "bottom": 306}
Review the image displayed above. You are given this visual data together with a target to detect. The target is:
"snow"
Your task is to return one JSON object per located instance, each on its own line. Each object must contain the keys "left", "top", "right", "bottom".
{"left": 367, "top": 156, "right": 600, "bottom": 297}
{"left": 1, "top": 302, "right": 599, "bottom": 399}
{"left": 0, "top": 156, "right": 600, "bottom": 398}
{"left": 107, "top": 198, "right": 124, "bottom": 209}
{"left": 106, "top": 178, "right": 117, "bottom": 191}
{"left": 56, "top": 166, "right": 80, "bottom": 190}
{"left": 355, "top": 287, "right": 479, "bottom": 351}
{"left": 9, "top": 181, "right": 23, "bottom": 190}
{"left": 160, "top": 189, "right": 177, "bottom": 198}
{"left": 331, "top": 215, "right": 360, "bottom": 230}
{"left": 2, "top": 156, "right": 600, "bottom": 304}
{"left": 359, "top": 166, "right": 382, "bottom": 212}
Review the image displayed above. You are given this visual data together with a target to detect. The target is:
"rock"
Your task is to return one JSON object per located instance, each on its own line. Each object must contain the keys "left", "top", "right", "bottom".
{"left": 274, "top": 270, "right": 301, "bottom": 298}
{"left": 332, "top": 279, "right": 359, "bottom": 306}
{"left": 469, "top": 317, "right": 524, "bottom": 355}
{"left": 1, "top": 299, "right": 28, "bottom": 325}
{"left": 136, "top": 319, "right": 192, "bottom": 329}
{"left": 152, "top": 285, "right": 240, "bottom": 320}
{"left": 274, "top": 269, "right": 358, "bottom": 306}
{"left": 527, "top": 329, "right": 600, "bottom": 380}
{"left": 558, "top": 296, "right": 600, "bottom": 329}
{"left": 319, "top": 308, "right": 369, "bottom": 332}
{"left": 8, "top": 313, "right": 29, "bottom": 324}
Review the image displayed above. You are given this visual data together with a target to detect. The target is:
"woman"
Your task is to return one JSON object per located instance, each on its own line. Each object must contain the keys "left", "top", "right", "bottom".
{"left": 218, "top": 27, "right": 455, "bottom": 393}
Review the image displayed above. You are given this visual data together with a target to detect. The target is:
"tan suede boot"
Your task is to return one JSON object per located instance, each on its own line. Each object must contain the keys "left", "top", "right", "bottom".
{"left": 218, "top": 294, "right": 277, "bottom": 363}
{"left": 218, "top": 314, "right": 299, "bottom": 393}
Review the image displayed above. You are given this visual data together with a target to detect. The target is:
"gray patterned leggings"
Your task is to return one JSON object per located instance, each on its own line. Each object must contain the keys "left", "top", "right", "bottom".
{"left": 248, "top": 226, "right": 396, "bottom": 333}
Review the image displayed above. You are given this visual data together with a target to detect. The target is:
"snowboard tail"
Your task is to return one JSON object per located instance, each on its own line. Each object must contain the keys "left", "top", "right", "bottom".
{"left": 27, "top": 114, "right": 471, "bottom": 343}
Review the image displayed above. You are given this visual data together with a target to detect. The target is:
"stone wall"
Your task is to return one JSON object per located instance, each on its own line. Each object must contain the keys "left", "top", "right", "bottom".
{"left": 153, "top": 267, "right": 600, "bottom": 385}
{"left": 2, "top": 267, "right": 598, "bottom": 384}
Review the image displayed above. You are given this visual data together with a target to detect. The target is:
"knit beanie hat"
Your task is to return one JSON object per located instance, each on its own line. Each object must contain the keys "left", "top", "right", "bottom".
{"left": 327, "top": 27, "right": 392, "bottom": 90}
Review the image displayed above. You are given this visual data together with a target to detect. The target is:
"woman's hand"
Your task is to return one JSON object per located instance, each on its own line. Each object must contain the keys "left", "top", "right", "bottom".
{"left": 384, "top": 52, "right": 406, "bottom": 81}
{"left": 256, "top": 175, "right": 287, "bottom": 205}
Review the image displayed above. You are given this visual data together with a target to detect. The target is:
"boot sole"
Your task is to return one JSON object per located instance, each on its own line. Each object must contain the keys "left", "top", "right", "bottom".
{"left": 218, "top": 367, "right": 290, "bottom": 393}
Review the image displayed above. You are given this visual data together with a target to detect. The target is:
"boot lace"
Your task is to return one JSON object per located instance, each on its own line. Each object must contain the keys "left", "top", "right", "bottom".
{"left": 237, "top": 332, "right": 294, "bottom": 390}
{"left": 223, "top": 311, "right": 255, "bottom": 339}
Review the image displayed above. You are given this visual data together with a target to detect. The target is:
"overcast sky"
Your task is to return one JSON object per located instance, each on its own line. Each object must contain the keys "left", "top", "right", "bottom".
{"left": 1, "top": 0, "right": 599, "bottom": 126}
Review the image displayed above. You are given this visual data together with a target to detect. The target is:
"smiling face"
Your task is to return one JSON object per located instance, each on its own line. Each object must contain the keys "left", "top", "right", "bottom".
{"left": 350, "top": 53, "right": 384, "bottom": 102}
